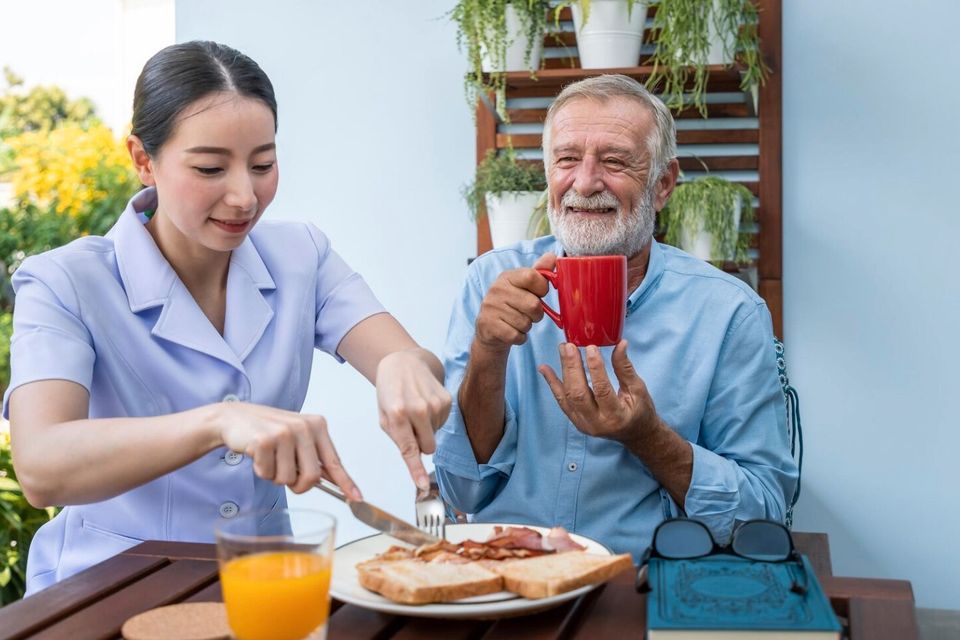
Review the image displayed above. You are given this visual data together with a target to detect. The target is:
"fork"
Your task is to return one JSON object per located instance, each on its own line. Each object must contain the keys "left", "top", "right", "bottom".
{"left": 415, "top": 475, "right": 447, "bottom": 540}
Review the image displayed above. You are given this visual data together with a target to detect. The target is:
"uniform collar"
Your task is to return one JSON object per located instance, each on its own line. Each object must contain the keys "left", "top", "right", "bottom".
{"left": 110, "top": 187, "right": 277, "bottom": 369}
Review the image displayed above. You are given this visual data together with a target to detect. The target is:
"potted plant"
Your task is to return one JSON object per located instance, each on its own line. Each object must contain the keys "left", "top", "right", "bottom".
{"left": 451, "top": 0, "right": 551, "bottom": 121}
{"left": 560, "top": 0, "right": 649, "bottom": 69}
{"left": 526, "top": 188, "right": 554, "bottom": 238}
{"left": 647, "top": 0, "right": 767, "bottom": 116}
{"left": 659, "top": 176, "right": 754, "bottom": 264}
{"left": 464, "top": 149, "right": 547, "bottom": 249}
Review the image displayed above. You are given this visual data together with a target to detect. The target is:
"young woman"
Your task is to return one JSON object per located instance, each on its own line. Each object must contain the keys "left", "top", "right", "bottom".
{"left": 2, "top": 41, "right": 451, "bottom": 595}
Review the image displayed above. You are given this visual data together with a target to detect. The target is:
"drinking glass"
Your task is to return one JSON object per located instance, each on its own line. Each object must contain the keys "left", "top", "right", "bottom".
{"left": 216, "top": 509, "right": 336, "bottom": 640}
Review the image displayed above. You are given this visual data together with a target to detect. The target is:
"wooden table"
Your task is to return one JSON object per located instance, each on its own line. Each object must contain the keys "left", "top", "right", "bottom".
{"left": 0, "top": 533, "right": 919, "bottom": 639}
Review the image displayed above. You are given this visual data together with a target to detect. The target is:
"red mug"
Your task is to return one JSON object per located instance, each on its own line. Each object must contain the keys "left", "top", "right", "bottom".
{"left": 536, "top": 255, "right": 627, "bottom": 347}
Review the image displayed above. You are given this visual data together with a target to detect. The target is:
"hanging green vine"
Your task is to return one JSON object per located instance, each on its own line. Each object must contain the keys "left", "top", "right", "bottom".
{"left": 647, "top": 0, "right": 768, "bottom": 116}
{"left": 451, "top": 0, "right": 551, "bottom": 121}
{"left": 660, "top": 176, "right": 755, "bottom": 263}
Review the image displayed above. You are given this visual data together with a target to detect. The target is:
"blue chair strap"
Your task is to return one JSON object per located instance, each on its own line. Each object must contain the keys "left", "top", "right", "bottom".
{"left": 775, "top": 338, "right": 803, "bottom": 529}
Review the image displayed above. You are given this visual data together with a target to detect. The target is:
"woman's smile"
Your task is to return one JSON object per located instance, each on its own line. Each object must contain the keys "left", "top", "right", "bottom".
{"left": 209, "top": 217, "right": 253, "bottom": 233}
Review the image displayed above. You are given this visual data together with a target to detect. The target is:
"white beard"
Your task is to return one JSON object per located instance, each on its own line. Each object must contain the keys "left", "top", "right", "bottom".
{"left": 548, "top": 186, "right": 656, "bottom": 257}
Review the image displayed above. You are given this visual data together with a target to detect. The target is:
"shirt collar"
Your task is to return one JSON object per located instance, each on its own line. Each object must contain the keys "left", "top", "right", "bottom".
{"left": 109, "top": 187, "right": 277, "bottom": 369}
{"left": 110, "top": 187, "right": 276, "bottom": 312}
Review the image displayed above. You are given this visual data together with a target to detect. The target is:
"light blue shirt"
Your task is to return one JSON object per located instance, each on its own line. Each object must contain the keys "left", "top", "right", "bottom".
{"left": 434, "top": 236, "right": 798, "bottom": 560}
{"left": 2, "top": 188, "right": 385, "bottom": 594}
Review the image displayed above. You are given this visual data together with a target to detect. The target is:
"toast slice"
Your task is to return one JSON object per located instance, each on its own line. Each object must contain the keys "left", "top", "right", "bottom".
{"left": 490, "top": 552, "right": 634, "bottom": 599}
{"left": 357, "top": 558, "right": 503, "bottom": 605}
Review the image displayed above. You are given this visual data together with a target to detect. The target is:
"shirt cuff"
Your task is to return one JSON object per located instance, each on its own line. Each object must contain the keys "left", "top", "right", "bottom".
{"left": 683, "top": 442, "right": 740, "bottom": 543}
{"left": 434, "top": 401, "right": 518, "bottom": 481}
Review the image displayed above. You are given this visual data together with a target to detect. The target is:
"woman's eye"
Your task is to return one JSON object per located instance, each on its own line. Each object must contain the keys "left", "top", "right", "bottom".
{"left": 194, "top": 167, "right": 223, "bottom": 176}
{"left": 252, "top": 163, "right": 275, "bottom": 173}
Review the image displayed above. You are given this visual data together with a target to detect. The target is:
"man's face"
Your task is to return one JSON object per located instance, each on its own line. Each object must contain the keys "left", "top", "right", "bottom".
{"left": 546, "top": 97, "right": 659, "bottom": 257}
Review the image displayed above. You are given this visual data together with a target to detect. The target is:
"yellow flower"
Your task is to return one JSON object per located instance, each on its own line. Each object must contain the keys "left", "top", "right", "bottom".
{"left": 6, "top": 125, "right": 136, "bottom": 219}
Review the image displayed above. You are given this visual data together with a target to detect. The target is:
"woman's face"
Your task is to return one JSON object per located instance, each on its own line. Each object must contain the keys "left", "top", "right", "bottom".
{"left": 137, "top": 92, "right": 279, "bottom": 253}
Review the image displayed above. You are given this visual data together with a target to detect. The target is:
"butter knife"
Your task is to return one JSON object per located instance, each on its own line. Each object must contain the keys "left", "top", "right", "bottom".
{"left": 314, "top": 478, "right": 440, "bottom": 547}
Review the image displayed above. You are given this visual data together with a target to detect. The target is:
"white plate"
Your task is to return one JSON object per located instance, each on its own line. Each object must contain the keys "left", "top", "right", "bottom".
{"left": 331, "top": 523, "right": 611, "bottom": 619}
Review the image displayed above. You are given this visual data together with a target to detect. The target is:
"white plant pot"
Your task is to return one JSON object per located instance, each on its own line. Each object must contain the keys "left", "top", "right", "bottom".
{"left": 486, "top": 191, "right": 541, "bottom": 248}
{"left": 481, "top": 4, "right": 544, "bottom": 73}
{"left": 572, "top": 0, "right": 648, "bottom": 69}
{"left": 679, "top": 195, "right": 742, "bottom": 262}
{"left": 706, "top": 0, "right": 737, "bottom": 65}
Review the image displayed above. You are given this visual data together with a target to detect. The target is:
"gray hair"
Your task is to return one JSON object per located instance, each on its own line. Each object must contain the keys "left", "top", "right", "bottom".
{"left": 541, "top": 75, "right": 677, "bottom": 186}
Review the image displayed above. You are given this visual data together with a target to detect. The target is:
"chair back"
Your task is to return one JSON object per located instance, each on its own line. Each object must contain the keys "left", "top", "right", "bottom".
{"left": 775, "top": 338, "right": 803, "bottom": 529}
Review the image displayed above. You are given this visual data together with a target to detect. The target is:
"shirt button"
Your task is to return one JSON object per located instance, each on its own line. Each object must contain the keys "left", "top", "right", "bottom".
{"left": 567, "top": 462, "right": 578, "bottom": 472}
{"left": 219, "top": 501, "right": 239, "bottom": 519}
{"left": 224, "top": 451, "right": 244, "bottom": 466}
{"left": 222, "top": 394, "right": 240, "bottom": 403}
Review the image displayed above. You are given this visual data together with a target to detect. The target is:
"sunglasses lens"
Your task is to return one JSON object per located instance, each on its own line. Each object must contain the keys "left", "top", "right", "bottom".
{"left": 655, "top": 520, "right": 713, "bottom": 558}
{"left": 732, "top": 521, "right": 791, "bottom": 561}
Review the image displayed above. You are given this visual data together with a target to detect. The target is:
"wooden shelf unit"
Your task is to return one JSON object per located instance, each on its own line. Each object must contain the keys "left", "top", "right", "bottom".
{"left": 474, "top": 0, "right": 783, "bottom": 336}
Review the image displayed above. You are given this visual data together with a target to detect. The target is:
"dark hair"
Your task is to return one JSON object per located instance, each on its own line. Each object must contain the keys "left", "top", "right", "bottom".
{"left": 131, "top": 40, "right": 277, "bottom": 155}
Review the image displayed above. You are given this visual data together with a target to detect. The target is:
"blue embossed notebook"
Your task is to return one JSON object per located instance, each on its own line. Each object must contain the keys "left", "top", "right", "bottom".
{"left": 646, "top": 555, "right": 842, "bottom": 639}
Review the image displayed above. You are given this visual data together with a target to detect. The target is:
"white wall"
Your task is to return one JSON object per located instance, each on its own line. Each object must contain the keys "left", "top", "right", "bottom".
{"left": 175, "top": 1, "right": 475, "bottom": 545}
{"left": 783, "top": 0, "right": 960, "bottom": 610}
{"left": 0, "top": 0, "right": 174, "bottom": 134}
{"left": 174, "top": 1, "right": 960, "bottom": 609}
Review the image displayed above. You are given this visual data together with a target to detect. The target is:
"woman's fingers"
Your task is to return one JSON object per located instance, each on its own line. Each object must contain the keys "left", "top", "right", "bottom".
{"left": 311, "top": 418, "right": 362, "bottom": 501}
{"left": 290, "top": 419, "right": 323, "bottom": 494}
{"left": 271, "top": 427, "right": 297, "bottom": 486}
{"left": 380, "top": 405, "right": 428, "bottom": 491}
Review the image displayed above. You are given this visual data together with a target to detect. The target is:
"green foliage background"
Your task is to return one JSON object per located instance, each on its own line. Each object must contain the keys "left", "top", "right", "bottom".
{"left": 0, "top": 69, "right": 136, "bottom": 605}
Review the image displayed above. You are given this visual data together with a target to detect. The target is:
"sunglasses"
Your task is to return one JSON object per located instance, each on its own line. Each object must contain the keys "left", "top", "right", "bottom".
{"left": 635, "top": 518, "right": 808, "bottom": 596}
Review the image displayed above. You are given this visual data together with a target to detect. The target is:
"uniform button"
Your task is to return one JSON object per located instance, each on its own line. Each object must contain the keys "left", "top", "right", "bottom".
{"left": 224, "top": 451, "right": 244, "bottom": 466}
{"left": 567, "top": 462, "right": 578, "bottom": 472}
{"left": 219, "top": 501, "right": 240, "bottom": 518}
{"left": 222, "top": 394, "right": 240, "bottom": 403}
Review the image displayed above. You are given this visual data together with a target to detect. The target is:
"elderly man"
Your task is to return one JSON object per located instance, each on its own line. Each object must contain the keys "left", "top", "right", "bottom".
{"left": 434, "top": 74, "right": 798, "bottom": 559}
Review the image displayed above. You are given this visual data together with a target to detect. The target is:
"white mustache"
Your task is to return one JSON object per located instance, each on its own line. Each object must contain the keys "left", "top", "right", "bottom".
{"left": 560, "top": 190, "right": 621, "bottom": 211}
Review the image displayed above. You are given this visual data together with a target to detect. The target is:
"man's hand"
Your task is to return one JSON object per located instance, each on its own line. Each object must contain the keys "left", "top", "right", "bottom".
{"left": 474, "top": 253, "right": 557, "bottom": 354}
{"left": 538, "top": 340, "right": 658, "bottom": 447}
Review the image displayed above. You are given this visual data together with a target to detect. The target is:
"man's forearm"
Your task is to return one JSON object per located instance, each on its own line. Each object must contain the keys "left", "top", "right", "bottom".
{"left": 458, "top": 340, "right": 511, "bottom": 463}
{"left": 625, "top": 418, "right": 693, "bottom": 510}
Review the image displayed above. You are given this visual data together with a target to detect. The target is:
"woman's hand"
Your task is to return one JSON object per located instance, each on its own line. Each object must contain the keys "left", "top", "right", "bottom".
{"left": 215, "top": 402, "right": 361, "bottom": 500}
{"left": 375, "top": 348, "right": 452, "bottom": 491}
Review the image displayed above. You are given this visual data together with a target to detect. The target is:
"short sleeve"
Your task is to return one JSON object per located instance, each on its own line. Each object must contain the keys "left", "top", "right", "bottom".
{"left": 306, "top": 224, "right": 386, "bottom": 361}
{"left": 2, "top": 255, "right": 96, "bottom": 418}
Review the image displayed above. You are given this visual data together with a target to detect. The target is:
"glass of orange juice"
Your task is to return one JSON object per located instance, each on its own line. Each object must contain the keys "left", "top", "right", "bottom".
{"left": 216, "top": 509, "right": 335, "bottom": 640}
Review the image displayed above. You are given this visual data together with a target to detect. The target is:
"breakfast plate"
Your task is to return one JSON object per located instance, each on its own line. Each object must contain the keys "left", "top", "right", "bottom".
{"left": 330, "top": 523, "right": 613, "bottom": 619}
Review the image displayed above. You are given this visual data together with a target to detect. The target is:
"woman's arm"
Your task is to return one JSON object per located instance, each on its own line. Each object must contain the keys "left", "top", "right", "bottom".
{"left": 337, "top": 313, "right": 451, "bottom": 490}
{"left": 9, "top": 379, "right": 360, "bottom": 508}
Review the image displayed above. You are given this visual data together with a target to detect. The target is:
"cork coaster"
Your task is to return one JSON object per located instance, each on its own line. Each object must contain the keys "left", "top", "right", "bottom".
{"left": 121, "top": 602, "right": 232, "bottom": 640}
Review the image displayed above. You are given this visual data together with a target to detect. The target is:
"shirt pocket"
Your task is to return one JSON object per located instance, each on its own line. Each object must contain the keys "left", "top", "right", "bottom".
{"left": 81, "top": 518, "right": 145, "bottom": 545}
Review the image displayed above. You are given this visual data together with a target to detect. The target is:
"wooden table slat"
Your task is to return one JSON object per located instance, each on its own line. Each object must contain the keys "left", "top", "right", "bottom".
{"left": 182, "top": 580, "right": 222, "bottom": 603}
{"left": 819, "top": 576, "right": 915, "bottom": 602}
{"left": 482, "top": 600, "right": 577, "bottom": 640}
{"left": 30, "top": 559, "right": 220, "bottom": 640}
{"left": 122, "top": 540, "right": 217, "bottom": 561}
{"left": 0, "top": 554, "right": 168, "bottom": 640}
{"left": 847, "top": 596, "right": 919, "bottom": 640}
{"left": 793, "top": 531, "right": 833, "bottom": 577}
{"left": 391, "top": 617, "right": 491, "bottom": 640}
{"left": 326, "top": 604, "right": 405, "bottom": 640}
{"left": 567, "top": 567, "right": 645, "bottom": 639}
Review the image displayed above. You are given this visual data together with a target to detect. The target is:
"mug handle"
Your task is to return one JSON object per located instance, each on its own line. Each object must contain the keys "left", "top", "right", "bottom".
{"left": 535, "top": 269, "right": 563, "bottom": 329}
